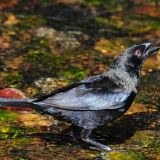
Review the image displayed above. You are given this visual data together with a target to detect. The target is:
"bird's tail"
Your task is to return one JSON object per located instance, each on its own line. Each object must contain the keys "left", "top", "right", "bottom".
{"left": 0, "top": 98, "right": 42, "bottom": 111}
{"left": 0, "top": 98, "right": 63, "bottom": 119}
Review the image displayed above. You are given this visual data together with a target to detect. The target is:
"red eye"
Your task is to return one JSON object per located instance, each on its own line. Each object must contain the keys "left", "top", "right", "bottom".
{"left": 135, "top": 49, "right": 142, "bottom": 57}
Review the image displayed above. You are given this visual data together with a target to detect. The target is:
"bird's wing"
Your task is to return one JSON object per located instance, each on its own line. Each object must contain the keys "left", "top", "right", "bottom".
{"left": 35, "top": 75, "right": 134, "bottom": 111}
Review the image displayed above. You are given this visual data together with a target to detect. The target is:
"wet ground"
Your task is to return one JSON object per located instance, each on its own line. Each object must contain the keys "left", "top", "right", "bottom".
{"left": 0, "top": 0, "right": 160, "bottom": 160}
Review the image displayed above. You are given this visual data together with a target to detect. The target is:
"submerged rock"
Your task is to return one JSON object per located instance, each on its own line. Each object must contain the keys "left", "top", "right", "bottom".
{"left": 36, "top": 27, "right": 82, "bottom": 50}
{"left": 36, "top": 27, "right": 57, "bottom": 40}
{"left": 34, "top": 77, "right": 68, "bottom": 94}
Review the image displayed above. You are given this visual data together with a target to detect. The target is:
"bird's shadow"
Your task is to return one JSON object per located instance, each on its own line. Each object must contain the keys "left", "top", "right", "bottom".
{"left": 24, "top": 111, "right": 159, "bottom": 149}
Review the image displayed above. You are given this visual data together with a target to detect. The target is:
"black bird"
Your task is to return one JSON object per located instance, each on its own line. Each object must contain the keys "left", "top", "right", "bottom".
{"left": 0, "top": 42, "right": 159, "bottom": 151}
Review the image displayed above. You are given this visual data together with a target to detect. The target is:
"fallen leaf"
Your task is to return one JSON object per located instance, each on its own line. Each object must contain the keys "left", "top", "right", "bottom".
{"left": 0, "top": 88, "right": 26, "bottom": 98}
{"left": 134, "top": 5, "right": 160, "bottom": 18}
{"left": 0, "top": 0, "right": 18, "bottom": 10}
{"left": 4, "top": 14, "right": 19, "bottom": 25}
{"left": 126, "top": 103, "right": 148, "bottom": 115}
{"left": 0, "top": 88, "right": 32, "bottom": 111}
{"left": 4, "top": 56, "right": 24, "bottom": 70}
{"left": 95, "top": 38, "right": 125, "bottom": 56}
{"left": 19, "top": 113, "right": 53, "bottom": 127}
{"left": 0, "top": 35, "right": 11, "bottom": 49}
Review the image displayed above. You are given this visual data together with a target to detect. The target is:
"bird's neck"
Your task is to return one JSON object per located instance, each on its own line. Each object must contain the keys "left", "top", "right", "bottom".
{"left": 105, "top": 67, "right": 139, "bottom": 92}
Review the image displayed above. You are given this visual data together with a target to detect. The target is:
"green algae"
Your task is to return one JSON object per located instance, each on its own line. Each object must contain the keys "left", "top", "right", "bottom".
{"left": 0, "top": 111, "right": 25, "bottom": 139}
{"left": 3, "top": 72, "right": 25, "bottom": 88}
{"left": 85, "top": 0, "right": 134, "bottom": 12}
{"left": 26, "top": 50, "right": 64, "bottom": 70}
{"left": 0, "top": 126, "right": 25, "bottom": 139}
{"left": 17, "top": 15, "right": 47, "bottom": 30}
{"left": 24, "top": 49, "right": 64, "bottom": 81}
{"left": 147, "top": 136, "right": 160, "bottom": 150}
{"left": 22, "top": 37, "right": 86, "bottom": 82}
{"left": 130, "top": 14, "right": 160, "bottom": 30}
{"left": 0, "top": 111, "right": 37, "bottom": 140}
{"left": 126, "top": 131, "right": 156, "bottom": 147}
{"left": 0, "top": 110, "right": 18, "bottom": 122}
{"left": 106, "top": 151, "right": 146, "bottom": 160}
{"left": 21, "top": 37, "right": 51, "bottom": 52}
{"left": 59, "top": 66, "right": 86, "bottom": 82}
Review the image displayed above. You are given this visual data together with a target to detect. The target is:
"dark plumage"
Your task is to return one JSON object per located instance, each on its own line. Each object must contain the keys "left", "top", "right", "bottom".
{"left": 0, "top": 42, "right": 159, "bottom": 151}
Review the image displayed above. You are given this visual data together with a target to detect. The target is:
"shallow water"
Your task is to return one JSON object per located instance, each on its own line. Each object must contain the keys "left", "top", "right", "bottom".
{"left": 0, "top": 1, "right": 160, "bottom": 160}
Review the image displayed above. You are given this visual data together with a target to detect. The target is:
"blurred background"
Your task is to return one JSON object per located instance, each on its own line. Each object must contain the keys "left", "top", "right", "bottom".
{"left": 0, "top": 0, "right": 159, "bottom": 160}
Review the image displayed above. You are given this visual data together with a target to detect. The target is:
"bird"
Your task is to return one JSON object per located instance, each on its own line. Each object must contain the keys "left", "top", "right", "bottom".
{"left": 0, "top": 42, "right": 159, "bottom": 151}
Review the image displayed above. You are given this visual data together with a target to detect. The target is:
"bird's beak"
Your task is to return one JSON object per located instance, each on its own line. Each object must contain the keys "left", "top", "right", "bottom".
{"left": 143, "top": 42, "right": 160, "bottom": 57}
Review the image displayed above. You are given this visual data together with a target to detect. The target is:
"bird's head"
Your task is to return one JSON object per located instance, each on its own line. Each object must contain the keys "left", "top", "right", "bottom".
{"left": 111, "top": 42, "right": 160, "bottom": 74}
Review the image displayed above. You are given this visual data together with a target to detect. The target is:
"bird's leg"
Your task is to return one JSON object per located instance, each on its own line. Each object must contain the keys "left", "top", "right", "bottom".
{"left": 80, "top": 128, "right": 112, "bottom": 151}
{"left": 69, "top": 125, "right": 81, "bottom": 143}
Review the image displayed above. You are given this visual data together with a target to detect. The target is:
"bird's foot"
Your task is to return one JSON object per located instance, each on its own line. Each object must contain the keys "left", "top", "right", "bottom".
{"left": 84, "top": 138, "right": 112, "bottom": 152}
{"left": 102, "top": 146, "right": 112, "bottom": 151}
{"left": 89, "top": 145, "right": 112, "bottom": 152}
